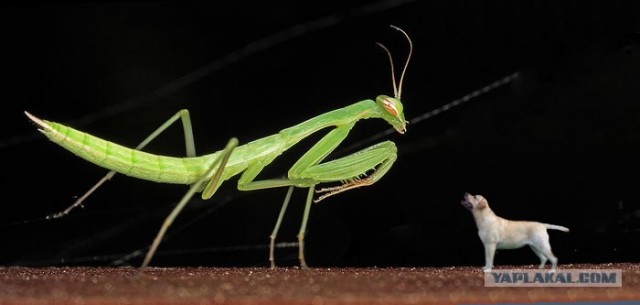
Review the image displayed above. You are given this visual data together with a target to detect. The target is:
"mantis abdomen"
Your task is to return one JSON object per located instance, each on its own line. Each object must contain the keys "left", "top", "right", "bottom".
{"left": 29, "top": 113, "right": 291, "bottom": 186}
{"left": 39, "top": 119, "right": 209, "bottom": 184}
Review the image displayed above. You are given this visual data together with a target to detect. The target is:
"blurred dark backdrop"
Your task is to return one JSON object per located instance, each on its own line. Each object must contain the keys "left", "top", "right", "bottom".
{"left": 1, "top": 1, "right": 639, "bottom": 268}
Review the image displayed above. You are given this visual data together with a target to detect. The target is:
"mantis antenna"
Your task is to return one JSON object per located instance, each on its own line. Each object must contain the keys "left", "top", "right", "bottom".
{"left": 376, "top": 25, "right": 413, "bottom": 99}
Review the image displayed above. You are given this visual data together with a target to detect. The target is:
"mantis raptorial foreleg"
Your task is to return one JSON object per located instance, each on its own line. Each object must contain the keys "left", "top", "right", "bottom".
{"left": 47, "top": 109, "right": 197, "bottom": 219}
{"left": 233, "top": 121, "right": 397, "bottom": 268}
{"left": 314, "top": 141, "right": 397, "bottom": 201}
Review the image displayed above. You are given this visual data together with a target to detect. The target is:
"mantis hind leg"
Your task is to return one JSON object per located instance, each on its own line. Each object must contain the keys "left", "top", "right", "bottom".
{"left": 48, "top": 110, "right": 197, "bottom": 219}
{"left": 141, "top": 137, "right": 238, "bottom": 269}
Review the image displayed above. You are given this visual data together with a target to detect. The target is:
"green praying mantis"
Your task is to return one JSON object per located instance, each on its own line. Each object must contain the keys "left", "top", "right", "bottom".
{"left": 25, "top": 25, "right": 413, "bottom": 269}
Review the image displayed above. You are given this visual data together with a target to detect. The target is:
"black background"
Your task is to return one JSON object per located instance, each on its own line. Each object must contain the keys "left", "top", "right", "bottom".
{"left": 2, "top": 1, "right": 639, "bottom": 268}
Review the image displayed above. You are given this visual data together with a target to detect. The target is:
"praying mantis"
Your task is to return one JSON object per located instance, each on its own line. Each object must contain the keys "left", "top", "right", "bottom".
{"left": 24, "top": 25, "right": 412, "bottom": 269}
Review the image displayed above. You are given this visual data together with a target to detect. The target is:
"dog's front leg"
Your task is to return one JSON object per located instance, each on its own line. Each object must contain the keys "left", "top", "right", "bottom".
{"left": 483, "top": 243, "right": 496, "bottom": 272}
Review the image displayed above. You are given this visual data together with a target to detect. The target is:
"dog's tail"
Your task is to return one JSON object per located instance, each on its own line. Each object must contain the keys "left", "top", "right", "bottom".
{"left": 543, "top": 223, "right": 570, "bottom": 232}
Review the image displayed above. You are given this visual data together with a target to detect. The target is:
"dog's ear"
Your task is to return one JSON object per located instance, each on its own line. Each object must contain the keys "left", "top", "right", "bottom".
{"left": 477, "top": 197, "right": 488, "bottom": 210}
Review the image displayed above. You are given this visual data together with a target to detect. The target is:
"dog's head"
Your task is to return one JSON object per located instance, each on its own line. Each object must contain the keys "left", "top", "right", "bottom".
{"left": 461, "top": 193, "right": 488, "bottom": 211}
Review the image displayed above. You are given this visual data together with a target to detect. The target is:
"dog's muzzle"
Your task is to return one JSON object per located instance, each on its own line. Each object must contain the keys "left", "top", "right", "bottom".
{"left": 461, "top": 193, "right": 473, "bottom": 210}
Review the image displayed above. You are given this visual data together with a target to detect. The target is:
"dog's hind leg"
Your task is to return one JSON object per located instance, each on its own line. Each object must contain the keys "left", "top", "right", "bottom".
{"left": 547, "top": 250, "right": 559, "bottom": 272}
{"left": 531, "top": 233, "right": 558, "bottom": 272}
{"left": 530, "top": 245, "right": 548, "bottom": 269}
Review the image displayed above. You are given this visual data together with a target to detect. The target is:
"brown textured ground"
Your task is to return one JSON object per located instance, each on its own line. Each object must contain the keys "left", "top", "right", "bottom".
{"left": 0, "top": 263, "right": 638, "bottom": 304}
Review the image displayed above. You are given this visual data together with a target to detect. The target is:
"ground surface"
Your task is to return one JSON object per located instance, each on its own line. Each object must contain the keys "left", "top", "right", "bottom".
{"left": 0, "top": 263, "right": 638, "bottom": 305}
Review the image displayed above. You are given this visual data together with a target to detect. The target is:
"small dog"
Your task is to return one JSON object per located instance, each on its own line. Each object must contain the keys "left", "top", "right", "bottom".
{"left": 461, "top": 193, "right": 569, "bottom": 272}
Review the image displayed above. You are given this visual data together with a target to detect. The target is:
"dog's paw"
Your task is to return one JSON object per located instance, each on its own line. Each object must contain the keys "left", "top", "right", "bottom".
{"left": 549, "top": 268, "right": 557, "bottom": 273}
{"left": 482, "top": 267, "right": 492, "bottom": 272}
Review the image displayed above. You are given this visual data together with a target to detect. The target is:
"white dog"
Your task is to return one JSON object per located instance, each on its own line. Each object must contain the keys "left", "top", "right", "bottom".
{"left": 461, "top": 193, "right": 569, "bottom": 272}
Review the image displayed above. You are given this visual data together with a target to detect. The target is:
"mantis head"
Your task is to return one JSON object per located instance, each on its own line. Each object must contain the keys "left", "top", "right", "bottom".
{"left": 376, "top": 95, "right": 406, "bottom": 134}
{"left": 376, "top": 25, "right": 412, "bottom": 134}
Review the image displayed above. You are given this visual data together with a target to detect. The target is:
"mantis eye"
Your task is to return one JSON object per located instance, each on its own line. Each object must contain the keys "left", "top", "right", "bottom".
{"left": 382, "top": 97, "right": 399, "bottom": 117}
